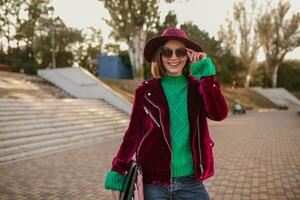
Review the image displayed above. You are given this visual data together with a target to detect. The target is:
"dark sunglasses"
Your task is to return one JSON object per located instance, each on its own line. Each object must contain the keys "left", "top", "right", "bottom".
{"left": 160, "top": 47, "right": 187, "bottom": 58}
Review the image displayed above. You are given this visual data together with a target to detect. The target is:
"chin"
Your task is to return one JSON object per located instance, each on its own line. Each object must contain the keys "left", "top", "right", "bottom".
{"left": 168, "top": 71, "right": 182, "bottom": 76}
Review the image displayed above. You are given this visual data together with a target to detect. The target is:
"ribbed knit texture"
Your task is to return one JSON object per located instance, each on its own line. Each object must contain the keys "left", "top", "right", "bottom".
{"left": 104, "top": 171, "right": 126, "bottom": 191}
{"left": 191, "top": 57, "right": 216, "bottom": 81}
{"left": 161, "top": 75, "right": 194, "bottom": 177}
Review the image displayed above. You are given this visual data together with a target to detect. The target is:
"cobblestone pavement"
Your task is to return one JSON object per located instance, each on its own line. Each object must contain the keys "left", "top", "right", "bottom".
{"left": 0, "top": 110, "right": 299, "bottom": 200}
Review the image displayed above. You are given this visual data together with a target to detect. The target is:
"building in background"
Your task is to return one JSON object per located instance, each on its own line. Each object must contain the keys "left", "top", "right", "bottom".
{"left": 96, "top": 55, "right": 133, "bottom": 79}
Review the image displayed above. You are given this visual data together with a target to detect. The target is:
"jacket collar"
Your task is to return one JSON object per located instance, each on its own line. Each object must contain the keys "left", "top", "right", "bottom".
{"left": 143, "top": 75, "right": 198, "bottom": 109}
{"left": 142, "top": 75, "right": 200, "bottom": 148}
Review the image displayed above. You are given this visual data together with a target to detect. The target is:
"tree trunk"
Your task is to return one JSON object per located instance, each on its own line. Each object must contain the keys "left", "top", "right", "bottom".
{"left": 128, "top": 28, "right": 147, "bottom": 80}
{"left": 244, "top": 73, "right": 251, "bottom": 88}
{"left": 272, "top": 63, "right": 279, "bottom": 88}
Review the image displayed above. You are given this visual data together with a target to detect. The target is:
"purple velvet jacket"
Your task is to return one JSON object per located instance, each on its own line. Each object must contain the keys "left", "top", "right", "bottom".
{"left": 111, "top": 75, "right": 228, "bottom": 185}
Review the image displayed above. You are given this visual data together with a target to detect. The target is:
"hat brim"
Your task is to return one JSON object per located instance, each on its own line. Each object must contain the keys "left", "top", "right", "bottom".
{"left": 144, "top": 35, "right": 203, "bottom": 63}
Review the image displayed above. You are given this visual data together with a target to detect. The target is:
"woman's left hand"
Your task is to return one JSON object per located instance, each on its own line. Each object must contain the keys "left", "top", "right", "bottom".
{"left": 186, "top": 48, "right": 207, "bottom": 64}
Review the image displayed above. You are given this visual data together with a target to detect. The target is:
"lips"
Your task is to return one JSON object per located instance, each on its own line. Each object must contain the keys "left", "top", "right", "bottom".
{"left": 168, "top": 62, "right": 180, "bottom": 66}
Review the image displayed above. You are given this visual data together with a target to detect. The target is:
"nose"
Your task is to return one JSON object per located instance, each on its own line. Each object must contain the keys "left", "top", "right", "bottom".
{"left": 170, "top": 51, "right": 179, "bottom": 59}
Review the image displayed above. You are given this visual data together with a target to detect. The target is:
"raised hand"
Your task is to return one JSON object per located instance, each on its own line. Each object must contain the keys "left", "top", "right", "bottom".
{"left": 186, "top": 48, "right": 207, "bottom": 64}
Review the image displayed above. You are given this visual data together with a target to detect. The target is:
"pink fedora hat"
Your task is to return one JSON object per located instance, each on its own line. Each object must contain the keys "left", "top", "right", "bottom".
{"left": 144, "top": 28, "right": 203, "bottom": 62}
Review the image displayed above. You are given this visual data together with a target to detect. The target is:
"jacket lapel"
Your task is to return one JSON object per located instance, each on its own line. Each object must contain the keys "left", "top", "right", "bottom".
{"left": 144, "top": 79, "right": 171, "bottom": 150}
{"left": 187, "top": 76, "right": 201, "bottom": 140}
{"left": 143, "top": 76, "right": 201, "bottom": 151}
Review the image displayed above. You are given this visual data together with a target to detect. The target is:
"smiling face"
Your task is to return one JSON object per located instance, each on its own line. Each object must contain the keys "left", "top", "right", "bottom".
{"left": 161, "top": 40, "right": 188, "bottom": 76}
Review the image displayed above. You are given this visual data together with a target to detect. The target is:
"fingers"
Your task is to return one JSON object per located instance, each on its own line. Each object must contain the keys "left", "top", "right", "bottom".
{"left": 190, "top": 52, "right": 196, "bottom": 62}
{"left": 200, "top": 52, "right": 207, "bottom": 60}
{"left": 189, "top": 52, "right": 203, "bottom": 63}
{"left": 186, "top": 48, "right": 194, "bottom": 53}
{"left": 186, "top": 48, "right": 207, "bottom": 63}
{"left": 111, "top": 190, "right": 118, "bottom": 200}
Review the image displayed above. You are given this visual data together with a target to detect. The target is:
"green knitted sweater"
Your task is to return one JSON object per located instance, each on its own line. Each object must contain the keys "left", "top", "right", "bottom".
{"left": 161, "top": 74, "right": 194, "bottom": 177}
{"left": 105, "top": 57, "right": 216, "bottom": 191}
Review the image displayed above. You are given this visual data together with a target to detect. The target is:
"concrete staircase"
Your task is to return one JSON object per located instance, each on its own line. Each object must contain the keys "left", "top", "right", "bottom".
{"left": 0, "top": 71, "right": 132, "bottom": 164}
{"left": 0, "top": 98, "right": 129, "bottom": 164}
{"left": 251, "top": 87, "right": 300, "bottom": 110}
{"left": 38, "top": 67, "right": 132, "bottom": 114}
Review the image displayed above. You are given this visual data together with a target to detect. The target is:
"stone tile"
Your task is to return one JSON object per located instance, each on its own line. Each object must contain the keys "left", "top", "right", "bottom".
{"left": 0, "top": 111, "right": 299, "bottom": 200}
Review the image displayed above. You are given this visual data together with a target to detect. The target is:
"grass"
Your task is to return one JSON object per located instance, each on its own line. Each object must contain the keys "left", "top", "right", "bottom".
{"left": 222, "top": 87, "right": 275, "bottom": 111}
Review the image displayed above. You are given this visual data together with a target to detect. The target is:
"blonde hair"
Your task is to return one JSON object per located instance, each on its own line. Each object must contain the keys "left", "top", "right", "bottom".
{"left": 150, "top": 44, "right": 190, "bottom": 78}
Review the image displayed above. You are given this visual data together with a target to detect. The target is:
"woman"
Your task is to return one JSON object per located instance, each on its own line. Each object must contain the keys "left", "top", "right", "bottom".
{"left": 105, "top": 28, "right": 228, "bottom": 199}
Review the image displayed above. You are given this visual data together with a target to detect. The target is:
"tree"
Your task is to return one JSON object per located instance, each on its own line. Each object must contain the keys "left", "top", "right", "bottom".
{"left": 181, "top": 22, "right": 239, "bottom": 86}
{"left": 0, "top": 0, "right": 22, "bottom": 59}
{"left": 75, "top": 27, "right": 103, "bottom": 73}
{"left": 256, "top": 0, "right": 300, "bottom": 87}
{"left": 99, "top": 0, "right": 177, "bottom": 79}
{"left": 35, "top": 17, "right": 83, "bottom": 68}
{"left": 181, "top": 22, "right": 220, "bottom": 59}
{"left": 277, "top": 60, "right": 300, "bottom": 91}
{"left": 218, "top": 0, "right": 260, "bottom": 87}
{"left": 0, "top": 0, "right": 84, "bottom": 73}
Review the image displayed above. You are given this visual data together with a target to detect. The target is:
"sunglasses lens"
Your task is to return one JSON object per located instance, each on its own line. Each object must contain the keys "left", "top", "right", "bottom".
{"left": 161, "top": 47, "right": 187, "bottom": 58}
{"left": 161, "top": 48, "right": 173, "bottom": 58}
{"left": 175, "top": 48, "right": 187, "bottom": 57}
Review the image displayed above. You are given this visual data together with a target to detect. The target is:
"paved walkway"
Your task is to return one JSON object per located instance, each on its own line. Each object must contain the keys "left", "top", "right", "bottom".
{"left": 0, "top": 111, "right": 299, "bottom": 200}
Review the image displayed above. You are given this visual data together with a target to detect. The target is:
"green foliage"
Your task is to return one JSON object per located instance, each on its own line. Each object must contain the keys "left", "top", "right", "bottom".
{"left": 250, "top": 60, "right": 300, "bottom": 90}
{"left": 256, "top": 1, "right": 300, "bottom": 87}
{"left": 100, "top": 0, "right": 160, "bottom": 43}
{"left": 277, "top": 60, "right": 300, "bottom": 91}
{"left": 75, "top": 27, "right": 102, "bottom": 73}
{"left": 180, "top": 22, "right": 241, "bottom": 86}
{"left": 215, "top": 52, "right": 241, "bottom": 86}
{"left": 0, "top": 0, "right": 102, "bottom": 75}
{"left": 218, "top": 0, "right": 259, "bottom": 87}
{"left": 100, "top": 0, "right": 180, "bottom": 79}
{"left": 250, "top": 62, "right": 270, "bottom": 87}
{"left": 181, "top": 22, "right": 219, "bottom": 59}
{"left": 119, "top": 50, "right": 133, "bottom": 70}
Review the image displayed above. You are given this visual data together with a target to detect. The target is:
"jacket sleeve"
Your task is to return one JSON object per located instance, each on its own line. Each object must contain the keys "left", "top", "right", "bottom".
{"left": 191, "top": 57, "right": 228, "bottom": 121}
{"left": 110, "top": 88, "right": 145, "bottom": 175}
{"left": 199, "top": 76, "right": 228, "bottom": 121}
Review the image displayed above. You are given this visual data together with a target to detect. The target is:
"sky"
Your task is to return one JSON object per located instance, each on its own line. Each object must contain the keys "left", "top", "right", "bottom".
{"left": 51, "top": 0, "right": 300, "bottom": 60}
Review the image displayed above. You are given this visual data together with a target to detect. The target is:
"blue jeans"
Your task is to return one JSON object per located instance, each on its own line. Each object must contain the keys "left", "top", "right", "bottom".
{"left": 144, "top": 176, "right": 210, "bottom": 200}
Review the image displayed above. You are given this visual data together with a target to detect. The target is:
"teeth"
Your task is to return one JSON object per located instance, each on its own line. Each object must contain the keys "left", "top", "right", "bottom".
{"left": 169, "top": 62, "right": 179, "bottom": 66}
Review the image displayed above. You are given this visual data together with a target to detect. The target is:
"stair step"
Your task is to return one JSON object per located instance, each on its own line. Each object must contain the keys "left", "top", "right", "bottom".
{"left": 0, "top": 113, "right": 128, "bottom": 132}
{"left": 0, "top": 111, "right": 127, "bottom": 127}
{"left": 0, "top": 108, "right": 127, "bottom": 123}
{"left": 0, "top": 123, "right": 127, "bottom": 149}
{"left": 0, "top": 101, "right": 117, "bottom": 112}
{"left": 0, "top": 105, "right": 117, "bottom": 116}
{"left": 0, "top": 117, "right": 129, "bottom": 141}
{"left": 0, "top": 130, "right": 124, "bottom": 163}
{"left": 0, "top": 124, "right": 127, "bottom": 156}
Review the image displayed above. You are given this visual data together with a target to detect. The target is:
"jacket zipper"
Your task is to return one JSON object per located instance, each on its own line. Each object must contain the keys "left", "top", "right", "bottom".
{"left": 143, "top": 106, "right": 161, "bottom": 128}
{"left": 197, "top": 116, "right": 203, "bottom": 179}
{"left": 137, "top": 107, "right": 161, "bottom": 156}
{"left": 145, "top": 96, "right": 173, "bottom": 183}
{"left": 136, "top": 129, "right": 151, "bottom": 156}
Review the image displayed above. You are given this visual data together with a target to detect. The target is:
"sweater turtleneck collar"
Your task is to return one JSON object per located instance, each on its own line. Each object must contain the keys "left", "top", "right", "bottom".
{"left": 161, "top": 74, "right": 187, "bottom": 85}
